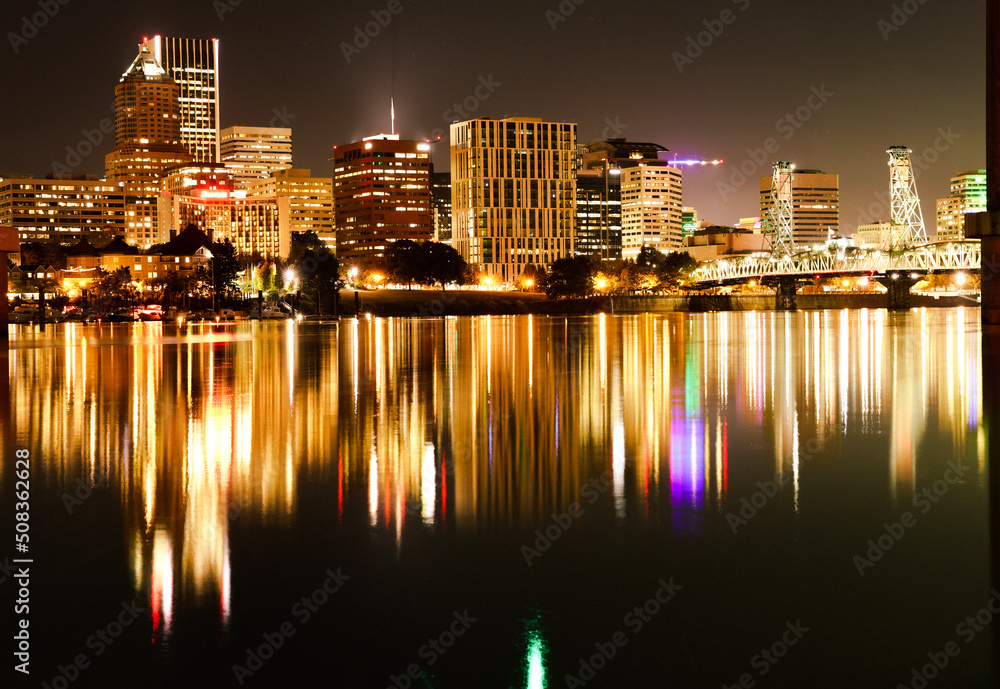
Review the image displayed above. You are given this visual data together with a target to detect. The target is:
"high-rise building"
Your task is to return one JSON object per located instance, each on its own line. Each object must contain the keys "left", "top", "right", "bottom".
{"left": 582, "top": 139, "right": 683, "bottom": 258}
{"left": 104, "top": 44, "right": 193, "bottom": 248}
{"left": 430, "top": 170, "right": 452, "bottom": 244}
{"left": 141, "top": 35, "right": 221, "bottom": 163}
{"left": 331, "top": 134, "right": 432, "bottom": 268}
{"left": 759, "top": 169, "right": 839, "bottom": 247}
{"left": 244, "top": 169, "right": 334, "bottom": 243}
{"left": 936, "top": 170, "right": 986, "bottom": 242}
{"left": 451, "top": 117, "right": 577, "bottom": 282}
{"left": 157, "top": 165, "right": 290, "bottom": 257}
{"left": 0, "top": 174, "right": 125, "bottom": 244}
{"left": 575, "top": 167, "right": 621, "bottom": 261}
{"left": 220, "top": 126, "right": 293, "bottom": 188}
{"left": 619, "top": 163, "right": 683, "bottom": 258}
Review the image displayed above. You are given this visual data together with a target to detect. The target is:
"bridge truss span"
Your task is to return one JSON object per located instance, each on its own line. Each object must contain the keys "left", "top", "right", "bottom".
{"left": 690, "top": 240, "right": 982, "bottom": 285}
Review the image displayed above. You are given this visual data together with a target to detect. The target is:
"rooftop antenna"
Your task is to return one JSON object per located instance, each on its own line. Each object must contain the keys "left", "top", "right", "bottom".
{"left": 391, "top": 98, "right": 395, "bottom": 136}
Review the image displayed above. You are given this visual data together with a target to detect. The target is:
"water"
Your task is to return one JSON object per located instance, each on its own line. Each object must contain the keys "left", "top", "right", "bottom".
{"left": 2, "top": 309, "right": 995, "bottom": 688}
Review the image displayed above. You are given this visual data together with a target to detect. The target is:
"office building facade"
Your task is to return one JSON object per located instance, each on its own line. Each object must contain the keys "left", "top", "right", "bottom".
{"left": 157, "top": 166, "right": 289, "bottom": 257}
{"left": 575, "top": 167, "right": 621, "bottom": 261}
{"left": 221, "top": 126, "right": 293, "bottom": 188}
{"left": 244, "top": 168, "right": 334, "bottom": 241}
{"left": 332, "top": 134, "right": 432, "bottom": 268}
{"left": 936, "top": 170, "right": 986, "bottom": 242}
{"left": 141, "top": 35, "right": 221, "bottom": 163}
{"left": 0, "top": 174, "right": 125, "bottom": 244}
{"left": 430, "top": 170, "right": 452, "bottom": 244}
{"left": 105, "top": 44, "right": 193, "bottom": 248}
{"left": 450, "top": 117, "right": 577, "bottom": 282}
{"left": 619, "top": 163, "right": 683, "bottom": 257}
{"left": 759, "top": 169, "right": 839, "bottom": 247}
{"left": 582, "top": 138, "right": 683, "bottom": 257}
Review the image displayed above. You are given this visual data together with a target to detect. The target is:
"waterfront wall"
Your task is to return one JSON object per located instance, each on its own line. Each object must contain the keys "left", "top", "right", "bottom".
{"left": 610, "top": 293, "right": 977, "bottom": 313}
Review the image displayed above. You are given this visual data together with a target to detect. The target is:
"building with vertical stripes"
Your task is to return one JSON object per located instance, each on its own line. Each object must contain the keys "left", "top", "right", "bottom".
{"left": 450, "top": 117, "right": 577, "bottom": 283}
{"left": 141, "top": 35, "right": 221, "bottom": 163}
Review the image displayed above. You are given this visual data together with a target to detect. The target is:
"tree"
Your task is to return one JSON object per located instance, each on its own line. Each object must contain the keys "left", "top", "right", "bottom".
{"left": 209, "top": 239, "right": 239, "bottom": 300}
{"left": 383, "top": 239, "right": 425, "bottom": 288}
{"left": 545, "top": 256, "right": 595, "bottom": 298}
{"left": 19, "top": 242, "right": 67, "bottom": 269}
{"left": 422, "top": 242, "right": 467, "bottom": 290}
{"left": 294, "top": 243, "right": 341, "bottom": 314}
{"left": 656, "top": 251, "right": 697, "bottom": 291}
{"left": 92, "top": 267, "right": 138, "bottom": 310}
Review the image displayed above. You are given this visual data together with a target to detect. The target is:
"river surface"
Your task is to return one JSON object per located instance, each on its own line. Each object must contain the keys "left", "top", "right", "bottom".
{"left": 1, "top": 309, "right": 996, "bottom": 688}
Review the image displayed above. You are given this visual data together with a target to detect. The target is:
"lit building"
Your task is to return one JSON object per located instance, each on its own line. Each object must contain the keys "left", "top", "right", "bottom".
{"left": 681, "top": 227, "right": 765, "bottom": 263}
{"left": 332, "top": 134, "right": 432, "bottom": 268}
{"left": 681, "top": 207, "right": 698, "bottom": 238}
{"left": 619, "top": 163, "right": 683, "bottom": 257}
{"left": 575, "top": 167, "right": 621, "bottom": 261}
{"left": 66, "top": 234, "right": 211, "bottom": 283}
{"left": 759, "top": 169, "right": 839, "bottom": 247}
{"left": 0, "top": 174, "right": 125, "bottom": 244}
{"left": 141, "top": 35, "right": 221, "bottom": 163}
{"left": 158, "top": 166, "right": 290, "bottom": 257}
{"left": 220, "top": 126, "right": 293, "bottom": 188}
{"left": 736, "top": 217, "right": 762, "bottom": 232}
{"left": 430, "top": 169, "right": 452, "bottom": 244}
{"left": 936, "top": 170, "right": 986, "bottom": 242}
{"left": 244, "top": 169, "right": 333, "bottom": 244}
{"left": 582, "top": 138, "right": 683, "bottom": 257}
{"left": 855, "top": 221, "right": 891, "bottom": 248}
{"left": 451, "top": 117, "right": 577, "bottom": 282}
{"left": 105, "top": 43, "right": 193, "bottom": 248}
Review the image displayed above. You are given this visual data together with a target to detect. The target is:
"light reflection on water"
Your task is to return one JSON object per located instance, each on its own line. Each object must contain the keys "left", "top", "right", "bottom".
{"left": 6, "top": 307, "right": 990, "bottom": 686}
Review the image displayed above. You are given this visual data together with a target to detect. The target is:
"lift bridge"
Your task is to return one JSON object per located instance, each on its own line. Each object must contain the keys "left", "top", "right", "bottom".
{"left": 690, "top": 147, "right": 981, "bottom": 309}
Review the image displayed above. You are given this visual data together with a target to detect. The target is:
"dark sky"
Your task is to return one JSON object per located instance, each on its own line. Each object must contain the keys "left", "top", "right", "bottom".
{"left": 1, "top": 0, "right": 985, "bottom": 232}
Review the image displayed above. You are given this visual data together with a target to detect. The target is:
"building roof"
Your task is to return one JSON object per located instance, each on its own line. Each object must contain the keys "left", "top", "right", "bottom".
{"left": 100, "top": 237, "right": 139, "bottom": 255}
{"left": 66, "top": 239, "right": 99, "bottom": 257}
{"left": 122, "top": 45, "right": 167, "bottom": 80}
{"left": 154, "top": 225, "right": 213, "bottom": 256}
{"left": 585, "top": 139, "right": 669, "bottom": 159}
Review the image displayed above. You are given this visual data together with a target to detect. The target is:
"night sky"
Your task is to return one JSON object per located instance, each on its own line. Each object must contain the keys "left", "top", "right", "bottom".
{"left": 1, "top": 0, "right": 986, "bottom": 233}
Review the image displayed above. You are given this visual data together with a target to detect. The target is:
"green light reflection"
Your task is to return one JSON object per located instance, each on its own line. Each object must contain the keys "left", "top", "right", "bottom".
{"left": 524, "top": 614, "right": 547, "bottom": 689}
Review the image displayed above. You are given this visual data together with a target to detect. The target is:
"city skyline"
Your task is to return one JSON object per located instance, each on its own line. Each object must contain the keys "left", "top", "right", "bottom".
{"left": 2, "top": 0, "right": 984, "bottom": 234}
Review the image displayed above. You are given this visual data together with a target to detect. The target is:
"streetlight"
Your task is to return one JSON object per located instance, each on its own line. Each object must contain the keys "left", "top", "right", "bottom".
{"left": 204, "top": 247, "right": 216, "bottom": 313}
{"left": 349, "top": 266, "right": 358, "bottom": 286}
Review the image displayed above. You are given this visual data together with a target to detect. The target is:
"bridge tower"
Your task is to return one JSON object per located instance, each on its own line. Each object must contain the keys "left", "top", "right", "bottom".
{"left": 887, "top": 146, "right": 927, "bottom": 252}
{"left": 765, "top": 161, "right": 796, "bottom": 258}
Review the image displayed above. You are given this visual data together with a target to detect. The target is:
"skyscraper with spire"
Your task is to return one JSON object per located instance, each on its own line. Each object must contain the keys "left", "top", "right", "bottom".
{"left": 105, "top": 44, "right": 192, "bottom": 247}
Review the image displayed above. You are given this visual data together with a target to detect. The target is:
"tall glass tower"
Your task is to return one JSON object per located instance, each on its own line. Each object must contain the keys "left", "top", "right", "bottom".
{"left": 141, "top": 35, "right": 221, "bottom": 163}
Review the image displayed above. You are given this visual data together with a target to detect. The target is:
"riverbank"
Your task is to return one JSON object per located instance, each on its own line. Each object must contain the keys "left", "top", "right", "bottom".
{"left": 337, "top": 289, "right": 978, "bottom": 316}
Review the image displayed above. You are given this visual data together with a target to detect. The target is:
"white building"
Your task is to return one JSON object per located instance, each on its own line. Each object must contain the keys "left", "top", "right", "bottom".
{"left": 619, "top": 162, "right": 683, "bottom": 258}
